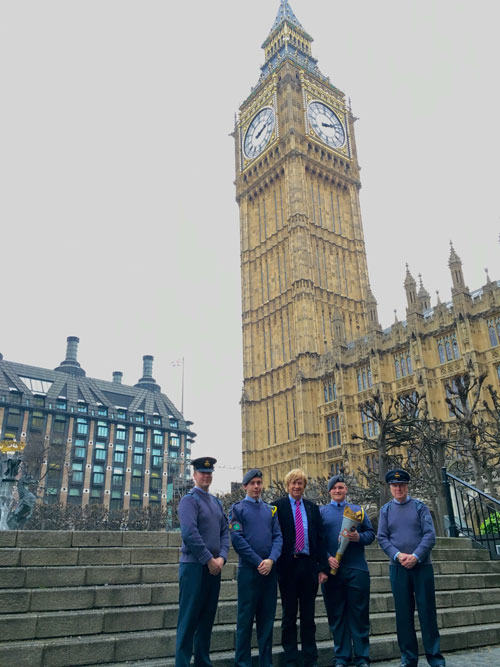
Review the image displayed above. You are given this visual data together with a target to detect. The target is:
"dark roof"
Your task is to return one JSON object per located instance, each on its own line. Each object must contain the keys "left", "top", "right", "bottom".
{"left": 0, "top": 358, "right": 194, "bottom": 434}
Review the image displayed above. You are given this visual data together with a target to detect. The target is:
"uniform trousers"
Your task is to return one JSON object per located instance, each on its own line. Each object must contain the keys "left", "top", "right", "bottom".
{"left": 175, "top": 562, "right": 221, "bottom": 667}
{"left": 234, "top": 566, "right": 278, "bottom": 667}
{"left": 322, "top": 567, "right": 370, "bottom": 666}
{"left": 278, "top": 555, "right": 319, "bottom": 666}
{"left": 389, "top": 563, "right": 444, "bottom": 667}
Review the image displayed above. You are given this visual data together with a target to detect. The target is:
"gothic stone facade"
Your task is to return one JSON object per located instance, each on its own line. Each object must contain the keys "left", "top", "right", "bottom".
{"left": 235, "top": 2, "right": 500, "bottom": 484}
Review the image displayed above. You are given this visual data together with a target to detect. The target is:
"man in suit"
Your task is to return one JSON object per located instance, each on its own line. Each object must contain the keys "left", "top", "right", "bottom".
{"left": 378, "top": 469, "right": 445, "bottom": 667}
{"left": 273, "top": 469, "right": 329, "bottom": 667}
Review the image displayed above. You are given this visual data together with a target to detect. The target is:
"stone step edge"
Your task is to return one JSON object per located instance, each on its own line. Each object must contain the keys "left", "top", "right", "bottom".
{"left": 2, "top": 555, "right": 498, "bottom": 569}
{"left": 0, "top": 544, "right": 482, "bottom": 553}
{"left": 2, "top": 585, "right": 500, "bottom": 620}
{"left": 2, "top": 621, "right": 500, "bottom": 650}
{"left": 2, "top": 605, "right": 500, "bottom": 647}
{"left": 2, "top": 571, "right": 500, "bottom": 594}
{"left": 3, "top": 622, "right": 496, "bottom": 667}
{"left": 1, "top": 599, "right": 500, "bottom": 624}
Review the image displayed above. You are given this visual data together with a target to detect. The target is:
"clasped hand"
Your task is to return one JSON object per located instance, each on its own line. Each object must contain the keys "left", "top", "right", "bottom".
{"left": 207, "top": 557, "right": 225, "bottom": 575}
{"left": 398, "top": 553, "right": 417, "bottom": 569}
{"left": 257, "top": 558, "right": 273, "bottom": 575}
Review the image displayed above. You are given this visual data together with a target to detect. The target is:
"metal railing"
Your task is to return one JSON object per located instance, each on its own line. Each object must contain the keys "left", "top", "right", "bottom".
{"left": 442, "top": 467, "right": 500, "bottom": 560}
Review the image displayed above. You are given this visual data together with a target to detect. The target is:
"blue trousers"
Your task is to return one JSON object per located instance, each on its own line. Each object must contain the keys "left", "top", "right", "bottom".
{"left": 175, "top": 562, "right": 221, "bottom": 667}
{"left": 235, "top": 566, "right": 278, "bottom": 667}
{"left": 322, "top": 567, "right": 370, "bottom": 666}
{"left": 389, "top": 563, "right": 445, "bottom": 667}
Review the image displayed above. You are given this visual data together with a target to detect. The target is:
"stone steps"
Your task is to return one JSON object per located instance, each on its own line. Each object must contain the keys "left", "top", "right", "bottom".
{"left": 2, "top": 570, "right": 500, "bottom": 617}
{"left": 1, "top": 532, "right": 500, "bottom": 666}
{"left": 3, "top": 597, "right": 500, "bottom": 642}
{"left": 5, "top": 622, "right": 500, "bottom": 667}
{"left": 1, "top": 555, "right": 498, "bottom": 590}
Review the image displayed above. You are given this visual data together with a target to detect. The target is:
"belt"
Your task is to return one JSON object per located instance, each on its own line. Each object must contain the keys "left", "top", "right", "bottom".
{"left": 293, "top": 553, "right": 310, "bottom": 559}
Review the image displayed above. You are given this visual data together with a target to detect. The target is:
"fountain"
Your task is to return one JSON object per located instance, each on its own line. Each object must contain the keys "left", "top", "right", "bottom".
{"left": 0, "top": 441, "right": 36, "bottom": 530}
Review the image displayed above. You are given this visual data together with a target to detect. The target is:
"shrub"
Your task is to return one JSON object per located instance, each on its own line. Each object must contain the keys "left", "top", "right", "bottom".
{"left": 479, "top": 511, "right": 500, "bottom": 535}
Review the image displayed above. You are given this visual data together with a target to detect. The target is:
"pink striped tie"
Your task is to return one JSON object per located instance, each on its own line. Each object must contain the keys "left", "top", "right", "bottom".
{"left": 295, "top": 500, "right": 305, "bottom": 552}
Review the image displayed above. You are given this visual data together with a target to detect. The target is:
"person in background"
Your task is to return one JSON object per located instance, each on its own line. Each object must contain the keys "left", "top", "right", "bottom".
{"left": 273, "top": 468, "right": 328, "bottom": 667}
{"left": 175, "top": 457, "right": 229, "bottom": 667}
{"left": 377, "top": 469, "right": 445, "bottom": 667}
{"left": 320, "top": 474, "right": 374, "bottom": 667}
{"left": 229, "top": 469, "right": 283, "bottom": 667}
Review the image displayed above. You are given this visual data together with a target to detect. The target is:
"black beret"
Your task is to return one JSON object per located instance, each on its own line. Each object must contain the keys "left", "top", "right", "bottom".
{"left": 242, "top": 469, "right": 262, "bottom": 485}
{"left": 191, "top": 457, "right": 216, "bottom": 472}
{"left": 327, "top": 474, "right": 345, "bottom": 491}
{"left": 385, "top": 469, "right": 410, "bottom": 484}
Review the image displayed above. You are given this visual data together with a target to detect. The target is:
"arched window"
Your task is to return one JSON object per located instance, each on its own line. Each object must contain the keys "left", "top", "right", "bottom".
{"left": 445, "top": 341, "right": 452, "bottom": 361}
{"left": 489, "top": 326, "right": 498, "bottom": 347}
{"left": 407, "top": 356, "right": 413, "bottom": 374}
{"left": 395, "top": 359, "right": 400, "bottom": 379}
{"left": 401, "top": 357, "right": 407, "bottom": 376}
{"left": 438, "top": 344, "right": 445, "bottom": 364}
{"left": 453, "top": 337, "right": 460, "bottom": 359}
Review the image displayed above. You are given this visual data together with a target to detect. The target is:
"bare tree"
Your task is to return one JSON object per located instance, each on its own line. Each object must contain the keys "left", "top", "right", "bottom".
{"left": 445, "top": 371, "right": 489, "bottom": 490}
{"left": 352, "top": 390, "right": 425, "bottom": 510}
{"left": 480, "top": 384, "right": 500, "bottom": 496}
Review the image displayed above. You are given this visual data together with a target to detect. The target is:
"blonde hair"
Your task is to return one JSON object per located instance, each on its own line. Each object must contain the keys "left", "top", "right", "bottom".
{"left": 285, "top": 468, "right": 307, "bottom": 490}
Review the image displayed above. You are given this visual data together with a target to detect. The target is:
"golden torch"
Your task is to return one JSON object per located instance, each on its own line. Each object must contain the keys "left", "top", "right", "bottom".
{"left": 330, "top": 506, "right": 364, "bottom": 575}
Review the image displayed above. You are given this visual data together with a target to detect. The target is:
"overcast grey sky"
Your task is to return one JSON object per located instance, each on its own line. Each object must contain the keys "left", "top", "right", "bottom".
{"left": 1, "top": 1, "right": 499, "bottom": 492}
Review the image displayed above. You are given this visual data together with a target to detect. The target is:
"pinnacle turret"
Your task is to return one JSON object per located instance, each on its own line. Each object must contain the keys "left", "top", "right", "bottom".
{"left": 259, "top": 0, "right": 326, "bottom": 83}
{"left": 365, "top": 285, "right": 381, "bottom": 331}
{"left": 404, "top": 264, "right": 418, "bottom": 314}
{"left": 448, "top": 242, "right": 469, "bottom": 297}
{"left": 417, "top": 274, "right": 430, "bottom": 312}
{"left": 269, "top": 0, "right": 305, "bottom": 33}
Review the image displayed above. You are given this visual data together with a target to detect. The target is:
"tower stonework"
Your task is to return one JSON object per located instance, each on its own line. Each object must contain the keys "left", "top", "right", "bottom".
{"left": 235, "top": 2, "right": 371, "bottom": 483}
{"left": 235, "top": 2, "right": 500, "bottom": 487}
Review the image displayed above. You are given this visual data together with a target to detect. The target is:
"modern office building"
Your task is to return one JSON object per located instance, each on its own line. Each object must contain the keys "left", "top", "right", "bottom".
{"left": 0, "top": 337, "right": 195, "bottom": 508}
{"left": 235, "top": 1, "right": 500, "bottom": 483}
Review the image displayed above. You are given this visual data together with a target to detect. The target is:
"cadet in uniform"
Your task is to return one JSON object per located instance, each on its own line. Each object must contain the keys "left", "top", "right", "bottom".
{"left": 320, "top": 474, "right": 374, "bottom": 667}
{"left": 175, "top": 457, "right": 229, "bottom": 667}
{"left": 377, "top": 469, "right": 445, "bottom": 667}
{"left": 229, "top": 469, "right": 283, "bottom": 667}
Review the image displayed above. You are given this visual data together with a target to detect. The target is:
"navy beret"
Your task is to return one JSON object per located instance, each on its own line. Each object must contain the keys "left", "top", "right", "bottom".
{"left": 385, "top": 468, "right": 410, "bottom": 484}
{"left": 242, "top": 469, "right": 262, "bottom": 485}
{"left": 191, "top": 457, "right": 216, "bottom": 472}
{"left": 327, "top": 474, "right": 345, "bottom": 491}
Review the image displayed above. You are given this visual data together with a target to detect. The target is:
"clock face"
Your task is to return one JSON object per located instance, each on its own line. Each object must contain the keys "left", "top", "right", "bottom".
{"left": 307, "top": 101, "right": 346, "bottom": 149}
{"left": 243, "top": 107, "right": 276, "bottom": 160}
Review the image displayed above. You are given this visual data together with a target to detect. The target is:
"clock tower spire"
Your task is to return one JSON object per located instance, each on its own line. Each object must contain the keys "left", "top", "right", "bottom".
{"left": 236, "top": 2, "right": 372, "bottom": 482}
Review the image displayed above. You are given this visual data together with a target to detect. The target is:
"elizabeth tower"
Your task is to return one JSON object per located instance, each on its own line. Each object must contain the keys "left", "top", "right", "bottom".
{"left": 235, "top": 1, "right": 371, "bottom": 483}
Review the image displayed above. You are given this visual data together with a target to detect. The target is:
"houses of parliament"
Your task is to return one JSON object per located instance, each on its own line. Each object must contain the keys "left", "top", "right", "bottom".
{"left": 234, "top": 1, "right": 500, "bottom": 485}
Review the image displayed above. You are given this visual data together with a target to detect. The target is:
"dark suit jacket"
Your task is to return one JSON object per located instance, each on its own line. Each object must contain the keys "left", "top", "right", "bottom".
{"left": 273, "top": 496, "right": 328, "bottom": 577}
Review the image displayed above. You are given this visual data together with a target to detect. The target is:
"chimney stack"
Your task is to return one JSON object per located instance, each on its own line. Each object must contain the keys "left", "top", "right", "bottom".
{"left": 142, "top": 355, "right": 154, "bottom": 378}
{"left": 112, "top": 371, "right": 123, "bottom": 384}
{"left": 54, "top": 336, "right": 86, "bottom": 376}
{"left": 135, "top": 355, "right": 161, "bottom": 392}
